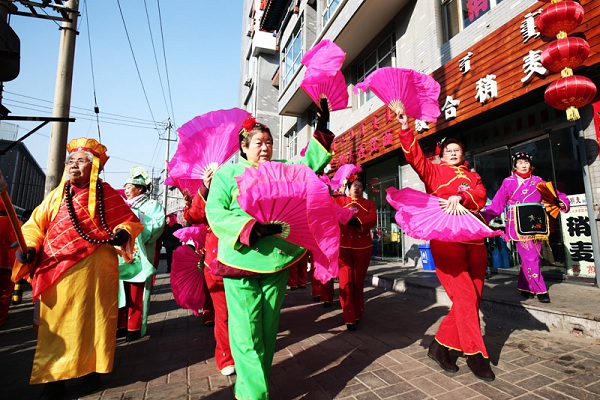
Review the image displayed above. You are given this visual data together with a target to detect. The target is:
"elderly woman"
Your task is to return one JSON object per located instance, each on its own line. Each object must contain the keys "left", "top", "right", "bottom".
{"left": 205, "top": 102, "right": 334, "bottom": 400}
{"left": 397, "top": 115, "right": 495, "bottom": 382}
{"left": 483, "top": 152, "right": 569, "bottom": 303}
{"left": 14, "top": 138, "right": 142, "bottom": 399}
{"left": 117, "top": 166, "right": 165, "bottom": 342}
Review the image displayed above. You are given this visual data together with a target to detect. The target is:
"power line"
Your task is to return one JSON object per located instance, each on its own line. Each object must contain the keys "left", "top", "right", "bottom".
{"left": 82, "top": 0, "right": 103, "bottom": 143}
{"left": 157, "top": 0, "right": 176, "bottom": 126}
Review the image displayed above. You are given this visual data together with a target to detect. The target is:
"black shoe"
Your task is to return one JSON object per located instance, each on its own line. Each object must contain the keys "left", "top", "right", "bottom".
{"left": 126, "top": 330, "right": 141, "bottom": 342}
{"left": 520, "top": 291, "right": 534, "bottom": 300}
{"left": 427, "top": 340, "right": 458, "bottom": 373}
{"left": 82, "top": 372, "right": 101, "bottom": 394}
{"left": 312, "top": 296, "right": 320, "bottom": 302}
{"left": 346, "top": 323, "right": 356, "bottom": 331}
{"left": 537, "top": 293, "right": 551, "bottom": 303}
{"left": 39, "top": 381, "right": 65, "bottom": 400}
{"left": 466, "top": 353, "right": 495, "bottom": 381}
{"left": 323, "top": 301, "right": 332, "bottom": 308}
{"left": 289, "top": 286, "right": 298, "bottom": 290}
{"left": 116, "top": 327, "right": 127, "bottom": 338}
{"left": 355, "top": 319, "right": 361, "bottom": 325}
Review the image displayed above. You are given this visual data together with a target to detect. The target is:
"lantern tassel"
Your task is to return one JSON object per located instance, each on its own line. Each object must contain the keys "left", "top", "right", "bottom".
{"left": 566, "top": 106, "right": 581, "bottom": 121}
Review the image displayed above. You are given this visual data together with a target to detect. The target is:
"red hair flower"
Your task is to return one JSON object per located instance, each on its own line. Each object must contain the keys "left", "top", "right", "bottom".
{"left": 241, "top": 116, "right": 257, "bottom": 138}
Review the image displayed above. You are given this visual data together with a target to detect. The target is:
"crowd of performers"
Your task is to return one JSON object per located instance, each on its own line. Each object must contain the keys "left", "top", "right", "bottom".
{"left": 0, "top": 106, "right": 570, "bottom": 399}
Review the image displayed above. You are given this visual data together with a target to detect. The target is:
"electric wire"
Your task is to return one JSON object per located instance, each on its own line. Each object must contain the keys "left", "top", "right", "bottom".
{"left": 82, "top": 0, "right": 103, "bottom": 143}
{"left": 115, "top": 0, "right": 164, "bottom": 139}
{"left": 157, "top": 0, "right": 177, "bottom": 127}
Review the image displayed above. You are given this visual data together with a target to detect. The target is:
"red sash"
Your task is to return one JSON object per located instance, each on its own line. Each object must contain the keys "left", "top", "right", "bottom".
{"left": 32, "top": 183, "right": 138, "bottom": 299}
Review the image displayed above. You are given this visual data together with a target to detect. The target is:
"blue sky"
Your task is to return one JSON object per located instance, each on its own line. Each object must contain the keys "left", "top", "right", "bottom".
{"left": 4, "top": 0, "right": 243, "bottom": 188}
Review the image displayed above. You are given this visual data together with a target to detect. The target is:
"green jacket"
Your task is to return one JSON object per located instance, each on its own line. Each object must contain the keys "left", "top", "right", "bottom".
{"left": 206, "top": 135, "right": 332, "bottom": 274}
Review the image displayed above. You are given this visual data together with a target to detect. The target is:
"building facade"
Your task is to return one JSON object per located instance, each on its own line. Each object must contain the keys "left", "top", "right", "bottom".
{"left": 242, "top": 0, "right": 600, "bottom": 287}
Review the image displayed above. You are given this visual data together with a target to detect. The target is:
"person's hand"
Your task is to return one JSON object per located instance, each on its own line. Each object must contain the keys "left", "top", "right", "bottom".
{"left": 16, "top": 247, "right": 36, "bottom": 264}
{"left": 397, "top": 113, "right": 409, "bottom": 130}
{"left": 203, "top": 167, "right": 215, "bottom": 189}
{"left": 249, "top": 222, "right": 283, "bottom": 246}
{"left": 109, "top": 229, "right": 130, "bottom": 246}
{"left": 558, "top": 200, "right": 567, "bottom": 210}
{"left": 317, "top": 98, "right": 330, "bottom": 132}
{"left": 347, "top": 217, "right": 360, "bottom": 228}
{"left": 181, "top": 189, "right": 193, "bottom": 208}
{"left": 440, "top": 195, "right": 463, "bottom": 215}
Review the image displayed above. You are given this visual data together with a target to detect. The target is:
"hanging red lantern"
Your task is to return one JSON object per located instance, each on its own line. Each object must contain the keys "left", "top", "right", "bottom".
{"left": 541, "top": 37, "right": 590, "bottom": 76}
{"left": 544, "top": 75, "right": 597, "bottom": 121}
{"left": 536, "top": 1, "right": 585, "bottom": 38}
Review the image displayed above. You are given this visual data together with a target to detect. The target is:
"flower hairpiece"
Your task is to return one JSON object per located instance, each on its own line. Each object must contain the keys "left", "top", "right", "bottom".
{"left": 240, "top": 116, "right": 257, "bottom": 138}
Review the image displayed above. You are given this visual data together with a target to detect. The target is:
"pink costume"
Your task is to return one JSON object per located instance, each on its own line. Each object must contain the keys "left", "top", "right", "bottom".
{"left": 483, "top": 174, "right": 570, "bottom": 294}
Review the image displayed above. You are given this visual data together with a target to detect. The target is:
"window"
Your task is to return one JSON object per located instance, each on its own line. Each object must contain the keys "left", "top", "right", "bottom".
{"left": 322, "top": 0, "right": 341, "bottom": 26}
{"left": 442, "top": 0, "right": 505, "bottom": 42}
{"left": 286, "top": 129, "right": 299, "bottom": 159}
{"left": 282, "top": 21, "right": 303, "bottom": 88}
{"left": 355, "top": 34, "right": 396, "bottom": 107}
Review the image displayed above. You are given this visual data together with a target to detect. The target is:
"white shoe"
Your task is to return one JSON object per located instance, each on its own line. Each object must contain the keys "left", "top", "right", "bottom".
{"left": 220, "top": 365, "right": 235, "bottom": 376}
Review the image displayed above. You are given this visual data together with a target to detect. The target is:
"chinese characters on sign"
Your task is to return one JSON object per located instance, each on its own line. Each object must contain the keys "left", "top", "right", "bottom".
{"left": 561, "top": 194, "right": 596, "bottom": 278}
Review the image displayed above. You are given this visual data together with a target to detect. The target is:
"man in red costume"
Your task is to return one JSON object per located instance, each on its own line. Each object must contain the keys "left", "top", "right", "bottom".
{"left": 13, "top": 138, "right": 143, "bottom": 399}
{"left": 332, "top": 175, "right": 377, "bottom": 331}
{"left": 183, "top": 167, "right": 235, "bottom": 376}
{"left": 397, "top": 115, "right": 495, "bottom": 381}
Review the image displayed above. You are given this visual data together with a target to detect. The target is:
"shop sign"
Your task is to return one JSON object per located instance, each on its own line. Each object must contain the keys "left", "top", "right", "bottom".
{"left": 561, "top": 194, "right": 596, "bottom": 278}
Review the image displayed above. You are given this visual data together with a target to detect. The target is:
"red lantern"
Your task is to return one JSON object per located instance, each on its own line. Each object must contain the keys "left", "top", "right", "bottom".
{"left": 544, "top": 75, "right": 597, "bottom": 121}
{"left": 541, "top": 37, "right": 590, "bottom": 76}
{"left": 536, "top": 1, "right": 585, "bottom": 38}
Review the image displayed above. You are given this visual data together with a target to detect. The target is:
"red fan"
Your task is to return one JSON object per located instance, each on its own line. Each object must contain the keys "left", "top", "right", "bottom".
{"left": 235, "top": 162, "right": 340, "bottom": 283}
{"left": 354, "top": 67, "right": 441, "bottom": 122}
{"left": 166, "top": 108, "right": 251, "bottom": 193}
{"left": 537, "top": 181, "right": 561, "bottom": 219}
{"left": 330, "top": 163, "right": 362, "bottom": 191}
{"left": 386, "top": 187, "right": 505, "bottom": 242}
{"left": 301, "top": 70, "right": 349, "bottom": 111}
{"left": 301, "top": 39, "right": 345, "bottom": 74}
{"left": 170, "top": 244, "right": 207, "bottom": 316}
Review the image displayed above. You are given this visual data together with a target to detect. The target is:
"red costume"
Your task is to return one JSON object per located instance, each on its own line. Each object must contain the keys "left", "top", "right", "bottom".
{"left": 288, "top": 252, "right": 308, "bottom": 289}
{"left": 332, "top": 194, "right": 377, "bottom": 325}
{"left": 184, "top": 185, "right": 233, "bottom": 372}
{"left": 0, "top": 204, "right": 18, "bottom": 327}
{"left": 399, "top": 128, "right": 489, "bottom": 358}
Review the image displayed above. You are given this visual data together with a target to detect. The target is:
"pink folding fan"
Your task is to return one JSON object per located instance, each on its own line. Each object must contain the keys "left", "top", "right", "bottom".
{"left": 235, "top": 162, "right": 341, "bottom": 283}
{"left": 301, "top": 70, "right": 349, "bottom": 111}
{"left": 330, "top": 163, "right": 362, "bottom": 192}
{"left": 170, "top": 244, "right": 206, "bottom": 316}
{"left": 301, "top": 39, "right": 346, "bottom": 74}
{"left": 386, "top": 187, "right": 505, "bottom": 242}
{"left": 354, "top": 67, "right": 441, "bottom": 122}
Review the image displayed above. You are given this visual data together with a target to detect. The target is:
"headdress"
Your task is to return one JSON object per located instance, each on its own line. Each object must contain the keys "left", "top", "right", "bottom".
{"left": 240, "top": 116, "right": 257, "bottom": 139}
{"left": 52, "top": 137, "right": 109, "bottom": 219}
{"left": 126, "top": 166, "right": 151, "bottom": 188}
{"left": 512, "top": 151, "right": 533, "bottom": 168}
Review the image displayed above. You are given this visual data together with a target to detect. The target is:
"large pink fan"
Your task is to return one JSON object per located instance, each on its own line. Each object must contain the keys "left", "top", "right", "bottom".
{"left": 166, "top": 108, "right": 251, "bottom": 193}
{"left": 235, "top": 162, "right": 340, "bottom": 283}
{"left": 301, "top": 70, "right": 349, "bottom": 111}
{"left": 330, "top": 163, "right": 362, "bottom": 191}
{"left": 301, "top": 39, "right": 345, "bottom": 74}
{"left": 386, "top": 187, "right": 506, "bottom": 242}
{"left": 170, "top": 244, "right": 207, "bottom": 316}
{"left": 354, "top": 67, "right": 441, "bottom": 122}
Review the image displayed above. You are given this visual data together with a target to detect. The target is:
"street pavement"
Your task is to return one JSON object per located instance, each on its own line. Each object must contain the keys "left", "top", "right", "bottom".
{"left": 1, "top": 258, "right": 600, "bottom": 400}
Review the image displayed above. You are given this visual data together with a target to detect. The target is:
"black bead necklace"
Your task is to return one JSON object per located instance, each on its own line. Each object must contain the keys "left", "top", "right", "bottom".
{"left": 65, "top": 181, "right": 116, "bottom": 244}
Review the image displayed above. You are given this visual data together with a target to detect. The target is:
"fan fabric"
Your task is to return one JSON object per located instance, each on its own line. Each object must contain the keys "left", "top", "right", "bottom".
{"left": 170, "top": 244, "right": 207, "bottom": 316}
{"left": 300, "top": 39, "right": 345, "bottom": 73}
{"left": 166, "top": 108, "right": 251, "bottom": 193}
{"left": 354, "top": 67, "right": 441, "bottom": 122}
{"left": 301, "top": 70, "right": 349, "bottom": 111}
{"left": 235, "top": 162, "right": 340, "bottom": 283}
{"left": 537, "top": 181, "right": 561, "bottom": 218}
{"left": 173, "top": 225, "right": 207, "bottom": 250}
{"left": 386, "top": 187, "right": 505, "bottom": 242}
{"left": 330, "top": 164, "right": 362, "bottom": 191}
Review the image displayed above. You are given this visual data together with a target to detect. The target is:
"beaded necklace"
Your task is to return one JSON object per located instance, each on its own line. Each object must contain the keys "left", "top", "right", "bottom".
{"left": 65, "top": 181, "right": 116, "bottom": 244}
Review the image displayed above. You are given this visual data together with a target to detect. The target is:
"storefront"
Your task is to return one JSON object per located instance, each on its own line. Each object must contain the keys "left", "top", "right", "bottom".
{"left": 328, "top": 0, "right": 600, "bottom": 284}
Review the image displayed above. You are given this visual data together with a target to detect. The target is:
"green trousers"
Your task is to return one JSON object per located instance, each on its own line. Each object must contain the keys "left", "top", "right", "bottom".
{"left": 223, "top": 268, "right": 289, "bottom": 400}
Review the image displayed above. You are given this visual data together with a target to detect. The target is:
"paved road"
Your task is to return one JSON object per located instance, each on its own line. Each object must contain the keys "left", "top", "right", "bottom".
{"left": 2, "top": 262, "right": 600, "bottom": 400}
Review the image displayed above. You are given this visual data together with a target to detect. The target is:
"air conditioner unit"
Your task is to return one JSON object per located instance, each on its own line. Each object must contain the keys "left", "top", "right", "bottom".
{"left": 244, "top": 75, "right": 253, "bottom": 87}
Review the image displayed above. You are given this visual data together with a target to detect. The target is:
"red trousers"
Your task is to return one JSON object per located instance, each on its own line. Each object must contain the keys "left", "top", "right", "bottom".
{"left": 0, "top": 269, "right": 14, "bottom": 327}
{"left": 204, "top": 270, "right": 234, "bottom": 370}
{"left": 338, "top": 247, "right": 372, "bottom": 324}
{"left": 288, "top": 252, "right": 308, "bottom": 288}
{"left": 311, "top": 263, "right": 334, "bottom": 303}
{"left": 430, "top": 239, "right": 489, "bottom": 357}
{"left": 118, "top": 281, "right": 145, "bottom": 331}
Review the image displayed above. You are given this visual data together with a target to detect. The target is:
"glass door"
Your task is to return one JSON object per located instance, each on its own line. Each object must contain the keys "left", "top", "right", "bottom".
{"left": 366, "top": 176, "right": 401, "bottom": 260}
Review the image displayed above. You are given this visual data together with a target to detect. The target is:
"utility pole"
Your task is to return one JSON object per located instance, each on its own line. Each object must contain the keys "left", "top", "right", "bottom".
{"left": 44, "top": 0, "right": 79, "bottom": 195}
{"left": 163, "top": 118, "right": 171, "bottom": 211}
